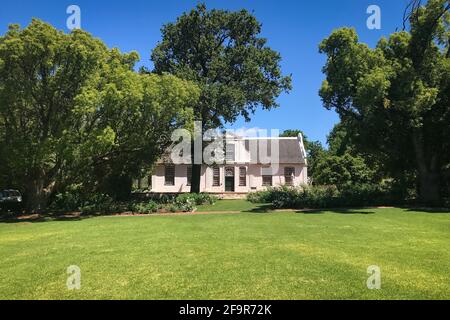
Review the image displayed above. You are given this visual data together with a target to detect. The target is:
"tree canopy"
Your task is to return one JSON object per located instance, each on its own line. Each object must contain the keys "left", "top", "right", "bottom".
{"left": 0, "top": 19, "right": 199, "bottom": 211}
{"left": 151, "top": 4, "right": 292, "bottom": 192}
{"left": 319, "top": 0, "right": 450, "bottom": 204}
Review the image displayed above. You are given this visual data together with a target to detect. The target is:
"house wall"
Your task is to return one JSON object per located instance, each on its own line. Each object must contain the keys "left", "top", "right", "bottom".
{"left": 151, "top": 164, "right": 307, "bottom": 193}
{"left": 152, "top": 164, "right": 206, "bottom": 193}
{"left": 248, "top": 164, "right": 307, "bottom": 191}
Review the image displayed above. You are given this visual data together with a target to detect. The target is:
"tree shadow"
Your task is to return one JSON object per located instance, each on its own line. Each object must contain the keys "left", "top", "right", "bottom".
{"left": 405, "top": 207, "right": 450, "bottom": 213}
{"left": 296, "top": 208, "right": 376, "bottom": 215}
{"left": 0, "top": 212, "right": 94, "bottom": 224}
{"left": 243, "top": 204, "right": 275, "bottom": 213}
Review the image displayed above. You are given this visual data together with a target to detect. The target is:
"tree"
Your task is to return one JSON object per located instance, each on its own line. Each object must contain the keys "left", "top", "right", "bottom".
{"left": 319, "top": 0, "right": 450, "bottom": 205}
{"left": 314, "top": 154, "right": 374, "bottom": 188}
{"left": 151, "top": 3, "right": 292, "bottom": 193}
{"left": 72, "top": 62, "right": 198, "bottom": 200}
{"left": 280, "top": 130, "right": 304, "bottom": 139}
{"left": 0, "top": 19, "right": 199, "bottom": 211}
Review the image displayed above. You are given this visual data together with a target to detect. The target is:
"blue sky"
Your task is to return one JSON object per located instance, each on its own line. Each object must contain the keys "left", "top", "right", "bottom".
{"left": 0, "top": 0, "right": 410, "bottom": 145}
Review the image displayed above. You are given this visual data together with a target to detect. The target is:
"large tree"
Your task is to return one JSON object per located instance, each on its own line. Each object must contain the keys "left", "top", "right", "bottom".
{"left": 151, "top": 3, "right": 292, "bottom": 193}
{"left": 319, "top": 0, "right": 450, "bottom": 205}
{"left": 0, "top": 19, "right": 198, "bottom": 211}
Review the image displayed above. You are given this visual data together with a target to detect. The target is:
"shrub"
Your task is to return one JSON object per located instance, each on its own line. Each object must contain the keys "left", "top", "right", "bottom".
{"left": 167, "top": 204, "right": 178, "bottom": 213}
{"left": 51, "top": 185, "right": 85, "bottom": 211}
{"left": 270, "top": 186, "right": 301, "bottom": 209}
{"left": 158, "top": 194, "right": 177, "bottom": 204}
{"left": 51, "top": 185, "right": 121, "bottom": 214}
{"left": 130, "top": 201, "right": 160, "bottom": 214}
{"left": 79, "top": 194, "right": 119, "bottom": 215}
{"left": 293, "top": 185, "right": 339, "bottom": 209}
{"left": 175, "top": 193, "right": 217, "bottom": 206}
{"left": 249, "top": 184, "right": 405, "bottom": 209}
{"left": 247, "top": 190, "right": 273, "bottom": 203}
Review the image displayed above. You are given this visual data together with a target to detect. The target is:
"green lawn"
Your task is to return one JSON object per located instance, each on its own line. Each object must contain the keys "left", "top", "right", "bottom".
{"left": 197, "top": 199, "right": 267, "bottom": 212}
{"left": 0, "top": 202, "right": 449, "bottom": 300}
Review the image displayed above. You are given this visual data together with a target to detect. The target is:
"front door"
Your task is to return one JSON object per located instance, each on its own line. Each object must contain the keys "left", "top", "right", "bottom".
{"left": 225, "top": 177, "right": 235, "bottom": 192}
{"left": 225, "top": 167, "right": 235, "bottom": 192}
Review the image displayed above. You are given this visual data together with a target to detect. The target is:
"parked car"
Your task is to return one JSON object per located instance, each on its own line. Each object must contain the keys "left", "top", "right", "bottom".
{"left": 0, "top": 189, "right": 23, "bottom": 213}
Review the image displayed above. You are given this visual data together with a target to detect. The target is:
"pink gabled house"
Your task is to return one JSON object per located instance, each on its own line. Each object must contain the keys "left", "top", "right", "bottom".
{"left": 138, "top": 134, "right": 308, "bottom": 194}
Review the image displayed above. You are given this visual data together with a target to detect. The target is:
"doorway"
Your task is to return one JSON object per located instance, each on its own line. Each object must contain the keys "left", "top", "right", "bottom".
{"left": 225, "top": 167, "right": 235, "bottom": 192}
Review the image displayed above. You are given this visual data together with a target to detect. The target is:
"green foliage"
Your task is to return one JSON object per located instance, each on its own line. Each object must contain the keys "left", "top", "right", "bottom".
{"left": 280, "top": 130, "right": 304, "bottom": 138}
{"left": 319, "top": 0, "right": 450, "bottom": 205}
{"left": 152, "top": 4, "right": 291, "bottom": 126}
{"left": 246, "top": 190, "right": 272, "bottom": 204}
{"left": 176, "top": 193, "right": 218, "bottom": 206}
{"left": 52, "top": 187, "right": 120, "bottom": 214}
{"left": 167, "top": 204, "right": 179, "bottom": 213}
{"left": 248, "top": 184, "right": 405, "bottom": 209}
{"left": 130, "top": 201, "right": 160, "bottom": 214}
{"left": 314, "top": 154, "right": 375, "bottom": 188}
{"left": 174, "top": 193, "right": 218, "bottom": 212}
{"left": 78, "top": 194, "right": 120, "bottom": 215}
{"left": 52, "top": 190, "right": 219, "bottom": 214}
{"left": 0, "top": 19, "right": 199, "bottom": 211}
{"left": 175, "top": 198, "right": 196, "bottom": 213}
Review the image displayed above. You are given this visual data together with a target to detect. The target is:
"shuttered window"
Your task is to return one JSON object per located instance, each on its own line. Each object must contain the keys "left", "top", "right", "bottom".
{"left": 262, "top": 176, "right": 272, "bottom": 187}
{"left": 284, "top": 167, "right": 295, "bottom": 186}
{"left": 261, "top": 166, "right": 272, "bottom": 187}
{"left": 164, "top": 165, "right": 175, "bottom": 186}
{"left": 212, "top": 166, "right": 220, "bottom": 187}
{"left": 239, "top": 167, "right": 247, "bottom": 187}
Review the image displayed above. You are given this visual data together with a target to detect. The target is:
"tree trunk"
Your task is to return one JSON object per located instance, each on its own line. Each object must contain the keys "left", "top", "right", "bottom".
{"left": 412, "top": 130, "right": 441, "bottom": 206}
{"left": 190, "top": 164, "right": 202, "bottom": 193}
{"left": 417, "top": 170, "right": 441, "bottom": 206}
{"left": 25, "top": 177, "right": 46, "bottom": 213}
{"left": 24, "top": 169, "right": 57, "bottom": 213}
{"left": 190, "top": 140, "right": 202, "bottom": 193}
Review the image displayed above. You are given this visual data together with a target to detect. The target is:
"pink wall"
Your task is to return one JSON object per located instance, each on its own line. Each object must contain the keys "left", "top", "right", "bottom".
{"left": 151, "top": 164, "right": 307, "bottom": 193}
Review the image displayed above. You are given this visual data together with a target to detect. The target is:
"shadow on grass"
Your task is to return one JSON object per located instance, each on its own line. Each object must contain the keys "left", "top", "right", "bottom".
{"left": 0, "top": 212, "right": 97, "bottom": 224}
{"left": 298, "top": 208, "right": 375, "bottom": 215}
{"left": 242, "top": 204, "right": 274, "bottom": 213}
{"left": 405, "top": 207, "right": 450, "bottom": 213}
{"left": 241, "top": 204, "right": 376, "bottom": 215}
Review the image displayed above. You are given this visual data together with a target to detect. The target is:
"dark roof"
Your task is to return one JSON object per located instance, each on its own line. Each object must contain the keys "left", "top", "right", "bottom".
{"left": 244, "top": 138, "right": 306, "bottom": 164}
{"left": 157, "top": 137, "right": 307, "bottom": 165}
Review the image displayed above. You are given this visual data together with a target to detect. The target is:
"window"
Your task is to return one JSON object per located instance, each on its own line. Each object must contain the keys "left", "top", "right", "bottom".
{"left": 187, "top": 166, "right": 192, "bottom": 186}
{"left": 239, "top": 167, "right": 247, "bottom": 187}
{"left": 212, "top": 166, "right": 220, "bottom": 187}
{"left": 261, "top": 166, "right": 272, "bottom": 187}
{"left": 164, "top": 165, "right": 175, "bottom": 186}
{"left": 262, "top": 175, "right": 272, "bottom": 187}
{"left": 226, "top": 144, "right": 235, "bottom": 162}
{"left": 284, "top": 167, "right": 295, "bottom": 186}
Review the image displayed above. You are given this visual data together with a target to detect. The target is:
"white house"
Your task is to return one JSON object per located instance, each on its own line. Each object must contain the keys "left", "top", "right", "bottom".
{"left": 136, "top": 134, "right": 308, "bottom": 194}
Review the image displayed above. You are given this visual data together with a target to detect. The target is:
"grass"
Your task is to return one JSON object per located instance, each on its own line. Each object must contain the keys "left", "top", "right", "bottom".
{"left": 197, "top": 199, "right": 267, "bottom": 212}
{"left": 0, "top": 201, "right": 449, "bottom": 300}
